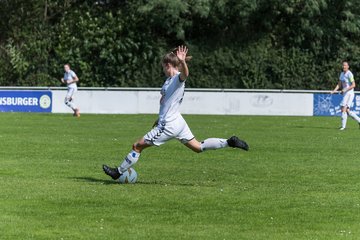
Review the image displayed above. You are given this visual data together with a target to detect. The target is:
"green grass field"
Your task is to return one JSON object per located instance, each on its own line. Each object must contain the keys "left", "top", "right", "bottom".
{"left": 1, "top": 113, "right": 360, "bottom": 239}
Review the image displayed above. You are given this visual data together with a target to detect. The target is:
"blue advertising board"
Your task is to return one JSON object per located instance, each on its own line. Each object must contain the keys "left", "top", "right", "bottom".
{"left": 0, "top": 90, "right": 52, "bottom": 112}
{"left": 313, "top": 93, "right": 360, "bottom": 116}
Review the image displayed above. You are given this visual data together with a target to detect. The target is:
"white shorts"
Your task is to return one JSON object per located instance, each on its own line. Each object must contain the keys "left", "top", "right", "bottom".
{"left": 144, "top": 115, "right": 194, "bottom": 146}
{"left": 66, "top": 86, "right": 77, "bottom": 99}
{"left": 340, "top": 91, "right": 354, "bottom": 108}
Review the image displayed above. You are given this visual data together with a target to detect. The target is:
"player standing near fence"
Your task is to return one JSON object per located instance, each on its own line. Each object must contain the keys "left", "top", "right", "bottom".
{"left": 331, "top": 61, "right": 360, "bottom": 130}
{"left": 61, "top": 64, "right": 80, "bottom": 117}
{"left": 103, "top": 46, "right": 249, "bottom": 180}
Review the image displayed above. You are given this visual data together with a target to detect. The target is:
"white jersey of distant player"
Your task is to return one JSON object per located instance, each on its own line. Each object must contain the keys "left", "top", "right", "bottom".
{"left": 159, "top": 72, "right": 185, "bottom": 123}
{"left": 64, "top": 70, "right": 77, "bottom": 89}
{"left": 340, "top": 70, "right": 354, "bottom": 94}
{"left": 339, "top": 70, "right": 355, "bottom": 108}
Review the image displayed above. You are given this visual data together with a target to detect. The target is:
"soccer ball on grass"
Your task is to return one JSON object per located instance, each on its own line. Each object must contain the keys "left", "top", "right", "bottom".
{"left": 119, "top": 168, "right": 137, "bottom": 184}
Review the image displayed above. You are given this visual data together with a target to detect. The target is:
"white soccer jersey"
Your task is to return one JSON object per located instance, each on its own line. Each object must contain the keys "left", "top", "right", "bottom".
{"left": 64, "top": 70, "right": 77, "bottom": 89}
{"left": 158, "top": 72, "right": 185, "bottom": 123}
{"left": 340, "top": 70, "right": 354, "bottom": 93}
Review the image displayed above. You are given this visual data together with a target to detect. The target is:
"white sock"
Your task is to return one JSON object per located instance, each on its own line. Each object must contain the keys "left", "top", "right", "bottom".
{"left": 65, "top": 98, "right": 77, "bottom": 111}
{"left": 349, "top": 111, "right": 360, "bottom": 123}
{"left": 341, "top": 112, "right": 348, "bottom": 128}
{"left": 200, "top": 138, "right": 228, "bottom": 152}
{"left": 118, "top": 150, "right": 140, "bottom": 174}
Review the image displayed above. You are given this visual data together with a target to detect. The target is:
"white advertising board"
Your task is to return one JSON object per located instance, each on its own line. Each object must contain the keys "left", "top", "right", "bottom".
{"left": 180, "top": 92, "right": 313, "bottom": 116}
{"left": 52, "top": 90, "right": 313, "bottom": 116}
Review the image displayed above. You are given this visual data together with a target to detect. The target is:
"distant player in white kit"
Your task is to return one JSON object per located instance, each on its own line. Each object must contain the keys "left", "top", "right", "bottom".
{"left": 103, "top": 46, "right": 249, "bottom": 180}
{"left": 331, "top": 61, "right": 360, "bottom": 130}
{"left": 61, "top": 64, "right": 80, "bottom": 117}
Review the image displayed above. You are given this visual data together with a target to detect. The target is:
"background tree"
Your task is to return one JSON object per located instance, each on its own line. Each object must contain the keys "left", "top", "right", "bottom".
{"left": 1, "top": 0, "right": 360, "bottom": 89}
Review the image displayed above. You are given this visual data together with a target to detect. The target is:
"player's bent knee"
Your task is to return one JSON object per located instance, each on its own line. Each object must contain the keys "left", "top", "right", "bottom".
{"left": 132, "top": 139, "right": 151, "bottom": 153}
{"left": 132, "top": 142, "right": 141, "bottom": 152}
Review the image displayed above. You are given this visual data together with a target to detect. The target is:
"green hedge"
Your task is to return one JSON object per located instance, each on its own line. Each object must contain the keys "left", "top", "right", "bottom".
{"left": 0, "top": 0, "right": 360, "bottom": 89}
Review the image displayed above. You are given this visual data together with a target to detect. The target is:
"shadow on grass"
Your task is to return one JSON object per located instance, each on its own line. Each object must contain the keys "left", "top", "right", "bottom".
{"left": 71, "top": 177, "right": 201, "bottom": 187}
{"left": 136, "top": 181, "right": 199, "bottom": 187}
{"left": 72, "top": 177, "right": 117, "bottom": 185}
{"left": 290, "top": 125, "right": 336, "bottom": 129}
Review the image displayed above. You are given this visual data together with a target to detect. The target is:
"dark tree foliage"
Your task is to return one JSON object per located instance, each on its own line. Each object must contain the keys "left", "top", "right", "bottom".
{"left": 1, "top": 0, "right": 360, "bottom": 89}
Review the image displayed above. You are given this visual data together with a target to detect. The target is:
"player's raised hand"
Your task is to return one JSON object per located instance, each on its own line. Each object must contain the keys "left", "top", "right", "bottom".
{"left": 176, "top": 45, "right": 188, "bottom": 62}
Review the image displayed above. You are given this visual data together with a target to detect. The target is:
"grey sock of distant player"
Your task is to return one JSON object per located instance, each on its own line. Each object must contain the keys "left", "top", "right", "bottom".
{"left": 341, "top": 112, "right": 347, "bottom": 128}
{"left": 118, "top": 150, "right": 140, "bottom": 174}
{"left": 348, "top": 111, "right": 360, "bottom": 123}
{"left": 200, "top": 138, "right": 228, "bottom": 152}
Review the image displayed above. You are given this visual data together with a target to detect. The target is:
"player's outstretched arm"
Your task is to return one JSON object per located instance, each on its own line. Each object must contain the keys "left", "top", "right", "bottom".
{"left": 331, "top": 81, "right": 341, "bottom": 94}
{"left": 346, "top": 81, "right": 356, "bottom": 93}
{"left": 176, "top": 45, "right": 189, "bottom": 81}
{"left": 67, "top": 75, "right": 79, "bottom": 84}
{"left": 73, "top": 75, "right": 79, "bottom": 83}
{"left": 71, "top": 74, "right": 79, "bottom": 83}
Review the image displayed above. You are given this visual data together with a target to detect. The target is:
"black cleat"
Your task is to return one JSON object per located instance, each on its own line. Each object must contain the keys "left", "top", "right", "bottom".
{"left": 227, "top": 136, "right": 249, "bottom": 151}
{"left": 102, "top": 164, "right": 121, "bottom": 180}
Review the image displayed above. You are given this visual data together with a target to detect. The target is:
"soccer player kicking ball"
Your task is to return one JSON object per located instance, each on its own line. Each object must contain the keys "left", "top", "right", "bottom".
{"left": 61, "top": 64, "right": 80, "bottom": 117}
{"left": 103, "top": 46, "right": 249, "bottom": 180}
{"left": 331, "top": 61, "right": 360, "bottom": 130}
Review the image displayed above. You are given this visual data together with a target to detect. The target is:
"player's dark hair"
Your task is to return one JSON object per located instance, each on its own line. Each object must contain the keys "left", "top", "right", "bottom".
{"left": 64, "top": 63, "right": 70, "bottom": 68}
{"left": 162, "top": 52, "right": 180, "bottom": 67}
